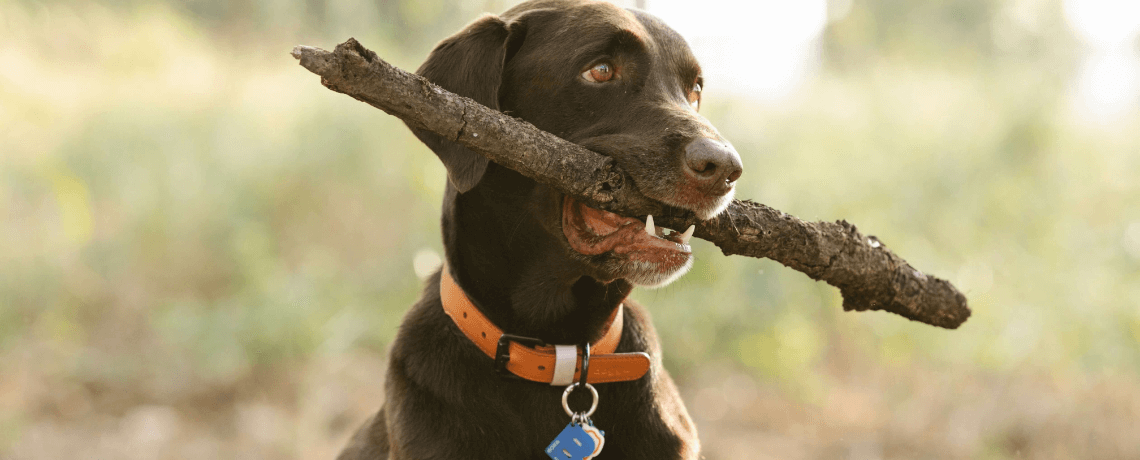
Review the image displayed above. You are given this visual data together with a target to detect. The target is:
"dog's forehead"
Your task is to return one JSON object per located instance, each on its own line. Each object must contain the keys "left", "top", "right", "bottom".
{"left": 576, "top": 1, "right": 648, "bottom": 39}
{"left": 528, "top": 2, "right": 646, "bottom": 45}
{"left": 515, "top": 2, "right": 698, "bottom": 69}
{"left": 628, "top": 9, "right": 702, "bottom": 75}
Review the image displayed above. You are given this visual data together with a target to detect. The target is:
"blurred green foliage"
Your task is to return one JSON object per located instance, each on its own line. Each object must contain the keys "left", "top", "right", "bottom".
{"left": 2, "top": 0, "right": 1139, "bottom": 458}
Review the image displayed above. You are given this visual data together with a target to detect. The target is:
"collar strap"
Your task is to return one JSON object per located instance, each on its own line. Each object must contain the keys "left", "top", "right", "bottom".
{"left": 440, "top": 266, "right": 650, "bottom": 385}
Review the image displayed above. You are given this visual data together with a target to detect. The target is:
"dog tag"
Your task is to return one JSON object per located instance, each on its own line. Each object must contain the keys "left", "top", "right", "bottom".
{"left": 545, "top": 423, "right": 599, "bottom": 460}
{"left": 581, "top": 423, "right": 605, "bottom": 458}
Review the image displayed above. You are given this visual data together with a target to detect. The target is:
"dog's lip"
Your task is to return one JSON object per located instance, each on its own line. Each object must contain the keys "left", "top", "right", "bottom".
{"left": 561, "top": 196, "right": 692, "bottom": 258}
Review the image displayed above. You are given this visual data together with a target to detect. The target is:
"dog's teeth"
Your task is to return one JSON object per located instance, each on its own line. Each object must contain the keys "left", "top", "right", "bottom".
{"left": 645, "top": 215, "right": 655, "bottom": 237}
{"left": 680, "top": 225, "right": 695, "bottom": 244}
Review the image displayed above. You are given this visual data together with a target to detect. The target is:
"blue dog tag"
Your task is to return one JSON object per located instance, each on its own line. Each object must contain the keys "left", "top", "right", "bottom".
{"left": 545, "top": 422, "right": 600, "bottom": 460}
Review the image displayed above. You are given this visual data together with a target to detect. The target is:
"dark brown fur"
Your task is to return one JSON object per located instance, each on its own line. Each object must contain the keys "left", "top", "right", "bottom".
{"left": 339, "top": 1, "right": 743, "bottom": 458}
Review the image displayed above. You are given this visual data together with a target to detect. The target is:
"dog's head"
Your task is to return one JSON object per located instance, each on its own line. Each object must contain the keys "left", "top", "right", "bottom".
{"left": 413, "top": 0, "right": 742, "bottom": 289}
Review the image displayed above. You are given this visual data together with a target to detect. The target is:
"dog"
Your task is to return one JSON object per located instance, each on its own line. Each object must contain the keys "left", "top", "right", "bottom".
{"left": 337, "top": 1, "right": 743, "bottom": 458}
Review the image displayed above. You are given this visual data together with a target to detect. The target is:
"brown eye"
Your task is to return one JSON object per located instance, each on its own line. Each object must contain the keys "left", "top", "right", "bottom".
{"left": 688, "top": 81, "right": 702, "bottom": 110}
{"left": 582, "top": 62, "right": 615, "bottom": 83}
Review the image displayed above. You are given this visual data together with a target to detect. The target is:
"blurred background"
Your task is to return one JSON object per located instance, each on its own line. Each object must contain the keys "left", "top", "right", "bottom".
{"left": 2, "top": 0, "right": 1139, "bottom": 458}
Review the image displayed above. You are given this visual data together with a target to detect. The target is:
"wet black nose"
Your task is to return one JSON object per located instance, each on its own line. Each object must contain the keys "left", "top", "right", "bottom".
{"left": 683, "top": 138, "right": 743, "bottom": 195}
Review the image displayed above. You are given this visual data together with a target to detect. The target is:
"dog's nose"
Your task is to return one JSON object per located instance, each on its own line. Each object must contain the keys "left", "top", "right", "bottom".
{"left": 683, "top": 138, "right": 743, "bottom": 195}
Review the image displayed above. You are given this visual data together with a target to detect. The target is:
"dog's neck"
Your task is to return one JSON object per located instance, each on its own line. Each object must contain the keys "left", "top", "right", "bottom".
{"left": 440, "top": 167, "right": 632, "bottom": 345}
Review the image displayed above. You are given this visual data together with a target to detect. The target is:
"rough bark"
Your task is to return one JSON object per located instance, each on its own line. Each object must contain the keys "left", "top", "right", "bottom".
{"left": 291, "top": 38, "right": 971, "bottom": 329}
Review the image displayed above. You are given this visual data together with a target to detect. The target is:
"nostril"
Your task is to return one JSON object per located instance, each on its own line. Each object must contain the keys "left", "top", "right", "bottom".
{"left": 726, "top": 168, "right": 742, "bottom": 183}
{"left": 689, "top": 161, "right": 717, "bottom": 175}
{"left": 685, "top": 138, "right": 741, "bottom": 175}
{"left": 683, "top": 137, "right": 744, "bottom": 195}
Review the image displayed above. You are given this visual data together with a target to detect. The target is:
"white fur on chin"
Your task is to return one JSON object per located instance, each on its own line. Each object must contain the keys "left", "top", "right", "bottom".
{"left": 626, "top": 256, "right": 694, "bottom": 288}
{"left": 626, "top": 189, "right": 735, "bottom": 287}
{"left": 691, "top": 187, "right": 735, "bottom": 221}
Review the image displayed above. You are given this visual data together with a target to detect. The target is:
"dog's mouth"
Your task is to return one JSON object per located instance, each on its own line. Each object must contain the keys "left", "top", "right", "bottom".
{"left": 561, "top": 196, "right": 693, "bottom": 285}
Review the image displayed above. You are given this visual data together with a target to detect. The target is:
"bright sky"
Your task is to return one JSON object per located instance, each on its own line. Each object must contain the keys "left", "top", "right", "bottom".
{"left": 622, "top": 0, "right": 1140, "bottom": 115}
{"left": 644, "top": 0, "right": 832, "bottom": 101}
{"left": 1064, "top": 0, "right": 1140, "bottom": 46}
{"left": 1062, "top": 0, "right": 1140, "bottom": 120}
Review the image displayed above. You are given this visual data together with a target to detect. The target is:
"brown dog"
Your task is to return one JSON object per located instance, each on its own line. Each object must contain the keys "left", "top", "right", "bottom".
{"left": 338, "top": 1, "right": 742, "bottom": 458}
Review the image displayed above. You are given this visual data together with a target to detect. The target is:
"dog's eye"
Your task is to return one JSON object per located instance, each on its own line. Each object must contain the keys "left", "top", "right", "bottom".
{"left": 582, "top": 62, "right": 615, "bottom": 83}
{"left": 688, "top": 82, "right": 702, "bottom": 110}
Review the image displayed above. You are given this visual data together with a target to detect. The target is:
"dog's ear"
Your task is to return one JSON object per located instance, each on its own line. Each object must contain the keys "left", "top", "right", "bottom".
{"left": 412, "top": 15, "right": 514, "bottom": 193}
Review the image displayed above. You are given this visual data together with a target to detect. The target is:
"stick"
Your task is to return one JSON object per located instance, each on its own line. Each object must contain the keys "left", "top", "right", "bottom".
{"left": 291, "top": 38, "right": 971, "bottom": 329}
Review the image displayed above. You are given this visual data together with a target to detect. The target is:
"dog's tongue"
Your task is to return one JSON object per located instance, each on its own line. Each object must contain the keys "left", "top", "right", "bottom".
{"left": 561, "top": 197, "right": 692, "bottom": 258}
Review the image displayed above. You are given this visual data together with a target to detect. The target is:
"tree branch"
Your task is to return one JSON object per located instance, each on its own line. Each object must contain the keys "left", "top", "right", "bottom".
{"left": 291, "top": 38, "right": 971, "bottom": 329}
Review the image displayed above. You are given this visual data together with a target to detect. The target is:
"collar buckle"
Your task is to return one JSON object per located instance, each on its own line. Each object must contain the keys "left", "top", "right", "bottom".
{"left": 494, "top": 333, "right": 546, "bottom": 377}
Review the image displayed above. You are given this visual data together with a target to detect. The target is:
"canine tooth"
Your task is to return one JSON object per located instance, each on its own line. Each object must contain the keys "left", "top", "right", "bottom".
{"left": 680, "top": 225, "right": 695, "bottom": 244}
{"left": 645, "top": 215, "right": 655, "bottom": 236}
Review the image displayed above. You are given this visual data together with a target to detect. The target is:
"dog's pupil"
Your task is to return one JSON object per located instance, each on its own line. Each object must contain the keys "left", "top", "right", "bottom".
{"left": 592, "top": 63, "right": 612, "bottom": 81}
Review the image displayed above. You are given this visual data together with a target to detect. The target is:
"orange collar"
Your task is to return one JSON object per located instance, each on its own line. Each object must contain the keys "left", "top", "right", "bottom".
{"left": 439, "top": 266, "right": 650, "bottom": 385}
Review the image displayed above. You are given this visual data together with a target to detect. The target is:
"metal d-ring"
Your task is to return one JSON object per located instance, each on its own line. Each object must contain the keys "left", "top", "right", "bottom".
{"left": 561, "top": 381, "right": 599, "bottom": 418}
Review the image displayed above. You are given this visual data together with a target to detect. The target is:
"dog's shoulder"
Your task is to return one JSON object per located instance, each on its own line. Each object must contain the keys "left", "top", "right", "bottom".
{"left": 336, "top": 407, "right": 390, "bottom": 460}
